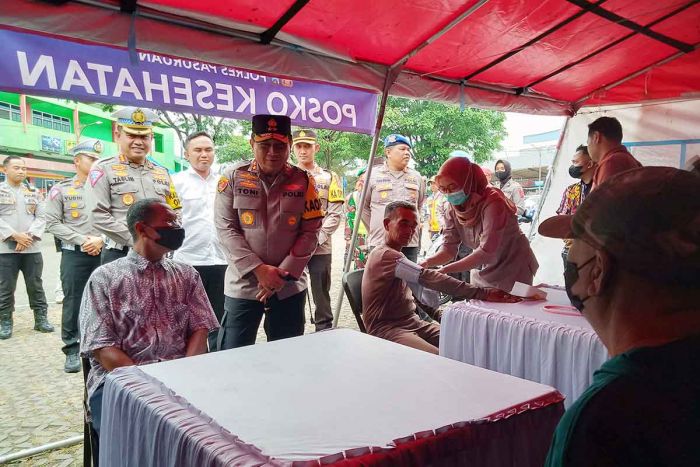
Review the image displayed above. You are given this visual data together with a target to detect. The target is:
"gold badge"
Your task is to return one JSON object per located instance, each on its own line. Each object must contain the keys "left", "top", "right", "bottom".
{"left": 67, "top": 188, "right": 78, "bottom": 196}
{"left": 132, "top": 109, "right": 146, "bottom": 124}
{"left": 217, "top": 176, "right": 229, "bottom": 193}
{"left": 71, "top": 210, "right": 79, "bottom": 218}
{"left": 240, "top": 211, "right": 255, "bottom": 225}
{"left": 122, "top": 193, "right": 134, "bottom": 206}
{"left": 298, "top": 130, "right": 306, "bottom": 138}
{"left": 381, "top": 191, "right": 388, "bottom": 199}
{"left": 267, "top": 118, "right": 278, "bottom": 131}
{"left": 70, "top": 202, "right": 78, "bottom": 208}
{"left": 112, "top": 164, "right": 127, "bottom": 171}
{"left": 287, "top": 215, "right": 297, "bottom": 226}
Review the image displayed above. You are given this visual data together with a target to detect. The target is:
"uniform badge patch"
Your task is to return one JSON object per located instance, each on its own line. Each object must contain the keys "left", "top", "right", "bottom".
{"left": 122, "top": 193, "right": 134, "bottom": 206}
{"left": 240, "top": 211, "right": 255, "bottom": 225}
{"left": 49, "top": 187, "right": 60, "bottom": 200}
{"left": 70, "top": 202, "right": 78, "bottom": 208}
{"left": 218, "top": 176, "right": 229, "bottom": 193}
{"left": 381, "top": 191, "right": 388, "bottom": 199}
{"left": 71, "top": 210, "right": 80, "bottom": 218}
{"left": 287, "top": 215, "right": 298, "bottom": 226}
{"left": 89, "top": 169, "right": 104, "bottom": 187}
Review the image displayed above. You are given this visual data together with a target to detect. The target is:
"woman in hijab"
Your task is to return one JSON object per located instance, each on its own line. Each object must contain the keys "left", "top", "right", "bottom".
{"left": 494, "top": 159, "right": 526, "bottom": 216}
{"left": 420, "top": 157, "right": 538, "bottom": 291}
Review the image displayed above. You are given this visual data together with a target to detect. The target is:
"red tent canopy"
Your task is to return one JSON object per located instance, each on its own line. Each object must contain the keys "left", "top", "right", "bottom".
{"left": 3, "top": 0, "right": 699, "bottom": 116}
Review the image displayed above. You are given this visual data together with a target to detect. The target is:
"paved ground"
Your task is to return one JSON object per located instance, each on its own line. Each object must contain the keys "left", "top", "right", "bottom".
{"left": 0, "top": 229, "right": 365, "bottom": 465}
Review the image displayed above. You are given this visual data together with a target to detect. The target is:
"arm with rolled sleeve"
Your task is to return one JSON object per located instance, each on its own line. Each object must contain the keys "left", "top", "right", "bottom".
{"left": 45, "top": 189, "right": 88, "bottom": 246}
{"left": 278, "top": 176, "right": 322, "bottom": 278}
{"left": 27, "top": 196, "right": 46, "bottom": 240}
{"left": 441, "top": 201, "right": 507, "bottom": 273}
{"left": 85, "top": 167, "right": 132, "bottom": 246}
{"left": 214, "top": 173, "right": 264, "bottom": 277}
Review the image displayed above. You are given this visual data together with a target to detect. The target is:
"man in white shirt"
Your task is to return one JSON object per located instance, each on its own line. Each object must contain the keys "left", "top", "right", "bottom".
{"left": 172, "top": 131, "right": 227, "bottom": 351}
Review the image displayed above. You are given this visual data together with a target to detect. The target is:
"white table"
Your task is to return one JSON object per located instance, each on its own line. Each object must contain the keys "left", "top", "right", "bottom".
{"left": 439, "top": 286, "right": 609, "bottom": 408}
{"left": 99, "top": 329, "right": 564, "bottom": 466}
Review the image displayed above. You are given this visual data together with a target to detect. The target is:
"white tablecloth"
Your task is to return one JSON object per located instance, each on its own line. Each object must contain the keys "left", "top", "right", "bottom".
{"left": 439, "top": 287, "right": 609, "bottom": 408}
{"left": 99, "top": 329, "right": 563, "bottom": 466}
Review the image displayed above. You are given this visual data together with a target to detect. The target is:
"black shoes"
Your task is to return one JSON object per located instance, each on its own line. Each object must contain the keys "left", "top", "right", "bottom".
{"left": 64, "top": 354, "right": 81, "bottom": 373}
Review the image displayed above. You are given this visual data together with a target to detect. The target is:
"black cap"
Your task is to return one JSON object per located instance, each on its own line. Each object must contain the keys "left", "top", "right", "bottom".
{"left": 252, "top": 114, "right": 292, "bottom": 144}
{"left": 539, "top": 167, "right": 700, "bottom": 287}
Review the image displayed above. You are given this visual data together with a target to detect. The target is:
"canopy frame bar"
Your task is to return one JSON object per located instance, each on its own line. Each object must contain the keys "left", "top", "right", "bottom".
{"left": 260, "top": 0, "right": 311, "bottom": 45}
{"left": 566, "top": 0, "right": 694, "bottom": 52}
{"left": 332, "top": 67, "right": 401, "bottom": 327}
{"left": 70, "top": 0, "right": 573, "bottom": 110}
{"left": 525, "top": 0, "right": 699, "bottom": 90}
{"left": 119, "top": 0, "right": 137, "bottom": 14}
{"left": 390, "top": 0, "right": 491, "bottom": 68}
{"left": 574, "top": 42, "right": 699, "bottom": 109}
{"left": 462, "top": 0, "right": 609, "bottom": 82}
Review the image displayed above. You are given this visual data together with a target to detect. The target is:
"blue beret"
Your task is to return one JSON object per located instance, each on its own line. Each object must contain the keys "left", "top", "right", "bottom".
{"left": 384, "top": 134, "right": 412, "bottom": 149}
{"left": 449, "top": 150, "right": 471, "bottom": 159}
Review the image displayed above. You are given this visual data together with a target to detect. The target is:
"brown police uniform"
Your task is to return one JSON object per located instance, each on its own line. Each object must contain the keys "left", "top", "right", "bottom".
{"left": 215, "top": 158, "right": 323, "bottom": 348}
{"left": 361, "top": 162, "right": 425, "bottom": 261}
{"left": 46, "top": 175, "right": 102, "bottom": 360}
{"left": 302, "top": 163, "right": 343, "bottom": 331}
{"left": 86, "top": 154, "right": 181, "bottom": 261}
{"left": 0, "top": 180, "right": 51, "bottom": 338}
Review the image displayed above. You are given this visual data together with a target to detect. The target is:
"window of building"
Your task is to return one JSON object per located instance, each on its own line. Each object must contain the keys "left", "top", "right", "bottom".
{"left": 0, "top": 102, "right": 22, "bottom": 122}
{"left": 31, "top": 110, "right": 71, "bottom": 133}
{"left": 154, "top": 133, "right": 164, "bottom": 153}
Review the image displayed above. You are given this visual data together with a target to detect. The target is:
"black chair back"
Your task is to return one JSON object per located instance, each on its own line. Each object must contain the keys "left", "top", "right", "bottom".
{"left": 82, "top": 357, "right": 99, "bottom": 467}
{"left": 342, "top": 269, "right": 366, "bottom": 333}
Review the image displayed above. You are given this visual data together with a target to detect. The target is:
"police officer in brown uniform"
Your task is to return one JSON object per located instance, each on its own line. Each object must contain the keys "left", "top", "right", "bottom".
{"left": 292, "top": 129, "right": 344, "bottom": 331}
{"left": 0, "top": 156, "right": 53, "bottom": 339}
{"left": 215, "top": 115, "right": 323, "bottom": 349}
{"left": 45, "top": 139, "right": 104, "bottom": 372}
{"left": 85, "top": 107, "right": 181, "bottom": 264}
{"left": 361, "top": 134, "right": 426, "bottom": 262}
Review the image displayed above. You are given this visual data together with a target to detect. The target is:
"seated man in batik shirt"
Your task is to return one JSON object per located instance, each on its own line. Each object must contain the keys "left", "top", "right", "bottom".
{"left": 79, "top": 198, "right": 220, "bottom": 435}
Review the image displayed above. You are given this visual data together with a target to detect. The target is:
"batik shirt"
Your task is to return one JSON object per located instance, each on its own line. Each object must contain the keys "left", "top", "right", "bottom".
{"left": 79, "top": 250, "right": 220, "bottom": 397}
{"left": 556, "top": 180, "right": 591, "bottom": 216}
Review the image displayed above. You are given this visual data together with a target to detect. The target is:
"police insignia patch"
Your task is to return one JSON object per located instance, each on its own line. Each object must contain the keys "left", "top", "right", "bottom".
{"left": 49, "top": 187, "right": 60, "bottom": 201}
{"left": 218, "top": 176, "right": 229, "bottom": 193}
{"left": 71, "top": 210, "right": 79, "bottom": 218}
{"left": 122, "top": 193, "right": 134, "bottom": 206}
{"left": 287, "top": 215, "right": 297, "bottom": 226}
{"left": 89, "top": 169, "right": 104, "bottom": 187}
{"left": 241, "top": 211, "right": 255, "bottom": 225}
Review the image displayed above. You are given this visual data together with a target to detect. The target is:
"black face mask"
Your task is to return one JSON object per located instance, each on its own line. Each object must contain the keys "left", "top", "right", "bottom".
{"left": 564, "top": 256, "right": 595, "bottom": 312}
{"left": 495, "top": 170, "right": 509, "bottom": 181}
{"left": 569, "top": 165, "right": 584, "bottom": 179}
{"left": 150, "top": 226, "right": 186, "bottom": 251}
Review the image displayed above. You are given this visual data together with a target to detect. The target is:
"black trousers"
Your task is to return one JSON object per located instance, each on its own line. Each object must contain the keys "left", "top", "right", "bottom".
{"left": 100, "top": 247, "right": 128, "bottom": 265}
{"left": 219, "top": 291, "right": 306, "bottom": 350}
{"left": 307, "top": 254, "right": 333, "bottom": 331}
{"left": 0, "top": 253, "right": 47, "bottom": 319}
{"left": 60, "top": 249, "right": 101, "bottom": 356}
{"left": 193, "top": 264, "right": 227, "bottom": 351}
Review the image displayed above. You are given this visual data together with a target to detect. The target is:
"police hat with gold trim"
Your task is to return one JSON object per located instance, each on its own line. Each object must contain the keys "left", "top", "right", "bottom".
{"left": 70, "top": 138, "right": 103, "bottom": 159}
{"left": 252, "top": 114, "right": 292, "bottom": 144}
{"left": 292, "top": 129, "right": 318, "bottom": 145}
{"left": 112, "top": 107, "right": 158, "bottom": 135}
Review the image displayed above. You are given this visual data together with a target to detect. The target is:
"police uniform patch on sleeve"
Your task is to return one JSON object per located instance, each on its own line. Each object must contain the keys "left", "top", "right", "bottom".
{"left": 302, "top": 174, "right": 324, "bottom": 220}
{"left": 88, "top": 169, "right": 104, "bottom": 187}
{"left": 49, "top": 186, "right": 60, "bottom": 201}
{"left": 328, "top": 173, "right": 344, "bottom": 203}
{"left": 218, "top": 176, "right": 230, "bottom": 193}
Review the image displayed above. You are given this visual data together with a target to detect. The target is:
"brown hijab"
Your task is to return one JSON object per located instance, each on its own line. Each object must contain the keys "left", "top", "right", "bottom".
{"left": 437, "top": 157, "right": 516, "bottom": 226}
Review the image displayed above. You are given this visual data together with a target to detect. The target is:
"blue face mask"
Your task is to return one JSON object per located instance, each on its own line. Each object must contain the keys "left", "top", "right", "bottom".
{"left": 446, "top": 190, "right": 470, "bottom": 206}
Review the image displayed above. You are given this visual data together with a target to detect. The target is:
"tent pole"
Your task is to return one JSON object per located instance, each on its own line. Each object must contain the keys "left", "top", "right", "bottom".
{"left": 332, "top": 68, "right": 399, "bottom": 327}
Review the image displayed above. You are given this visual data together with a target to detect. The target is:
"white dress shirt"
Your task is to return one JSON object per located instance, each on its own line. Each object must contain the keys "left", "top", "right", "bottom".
{"left": 172, "top": 167, "right": 227, "bottom": 266}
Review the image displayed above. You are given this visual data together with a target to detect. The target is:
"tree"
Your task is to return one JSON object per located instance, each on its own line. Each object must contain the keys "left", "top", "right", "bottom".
{"left": 381, "top": 97, "right": 506, "bottom": 176}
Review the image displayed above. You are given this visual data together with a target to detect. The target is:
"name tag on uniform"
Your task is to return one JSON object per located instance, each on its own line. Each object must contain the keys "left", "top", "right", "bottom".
{"left": 405, "top": 183, "right": 419, "bottom": 190}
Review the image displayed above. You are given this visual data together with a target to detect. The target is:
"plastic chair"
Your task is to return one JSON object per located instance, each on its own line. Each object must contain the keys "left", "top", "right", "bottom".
{"left": 82, "top": 357, "right": 99, "bottom": 467}
{"left": 342, "top": 269, "right": 366, "bottom": 333}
